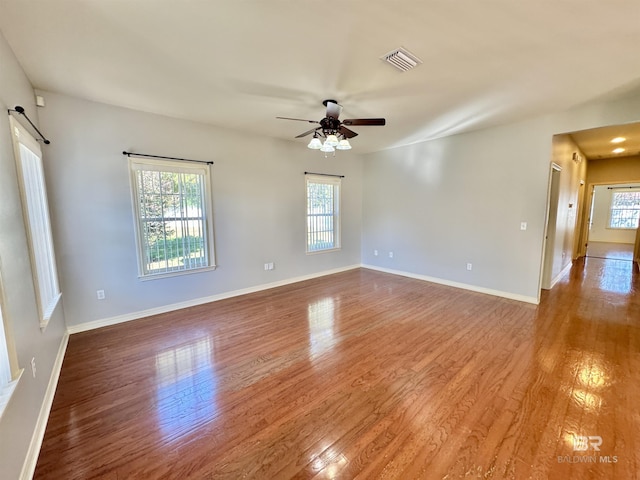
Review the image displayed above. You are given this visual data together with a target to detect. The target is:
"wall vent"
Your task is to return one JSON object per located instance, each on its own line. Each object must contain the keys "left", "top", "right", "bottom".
{"left": 381, "top": 47, "right": 422, "bottom": 72}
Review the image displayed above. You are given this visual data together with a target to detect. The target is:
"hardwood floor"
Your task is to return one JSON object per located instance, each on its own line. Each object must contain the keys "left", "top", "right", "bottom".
{"left": 586, "top": 241, "right": 635, "bottom": 261}
{"left": 35, "top": 262, "right": 639, "bottom": 479}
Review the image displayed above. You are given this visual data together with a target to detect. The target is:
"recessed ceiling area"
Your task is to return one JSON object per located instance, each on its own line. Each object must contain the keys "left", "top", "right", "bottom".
{"left": 568, "top": 122, "right": 640, "bottom": 160}
{"left": 1, "top": 1, "right": 640, "bottom": 153}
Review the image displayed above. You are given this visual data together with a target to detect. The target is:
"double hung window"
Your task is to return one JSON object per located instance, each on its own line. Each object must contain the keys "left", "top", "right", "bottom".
{"left": 130, "top": 159, "right": 215, "bottom": 278}
{"left": 306, "top": 175, "right": 341, "bottom": 253}
{"left": 10, "top": 117, "right": 61, "bottom": 328}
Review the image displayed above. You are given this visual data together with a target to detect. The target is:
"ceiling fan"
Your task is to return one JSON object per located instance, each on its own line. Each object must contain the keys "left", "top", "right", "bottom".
{"left": 276, "top": 99, "right": 385, "bottom": 152}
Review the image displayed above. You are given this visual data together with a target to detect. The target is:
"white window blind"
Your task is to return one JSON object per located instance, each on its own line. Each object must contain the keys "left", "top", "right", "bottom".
{"left": 10, "top": 117, "right": 61, "bottom": 328}
{"left": 306, "top": 175, "right": 341, "bottom": 253}
{"left": 130, "top": 159, "right": 215, "bottom": 278}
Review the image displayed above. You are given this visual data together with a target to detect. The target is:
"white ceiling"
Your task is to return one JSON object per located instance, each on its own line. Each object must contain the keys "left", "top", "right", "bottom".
{"left": 1, "top": 1, "right": 640, "bottom": 153}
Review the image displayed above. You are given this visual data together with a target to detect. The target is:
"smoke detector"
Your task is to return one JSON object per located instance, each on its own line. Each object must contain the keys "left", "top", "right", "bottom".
{"left": 381, "top": 47, "right": 422, "bottom": 72}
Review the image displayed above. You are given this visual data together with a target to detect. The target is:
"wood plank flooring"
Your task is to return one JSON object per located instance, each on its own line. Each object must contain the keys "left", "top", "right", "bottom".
{"left": 35, "top": 261, "right": 640, "bottom": 479}
{"left": 586, "top": 241, "right": 635, "bottom": 261}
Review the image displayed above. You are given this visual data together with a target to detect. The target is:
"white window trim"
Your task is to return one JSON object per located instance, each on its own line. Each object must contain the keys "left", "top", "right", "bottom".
{"left": 9, "top": 117, "right": 61, "bottom": 329}
{"left": 129, "top": 157, "right": 216, "bottom": 280}
{"left": 0, "top": 260, "right": 23, "bottom": 421}
{"left": 607, "top": 188, "right": 640, "bottom": 230}
{"left": 305, "top": 174, "right": 341, "bottom": 254}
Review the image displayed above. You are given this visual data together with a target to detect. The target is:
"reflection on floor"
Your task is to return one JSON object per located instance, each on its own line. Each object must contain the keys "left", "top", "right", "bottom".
{"left": 585, "top": 256, "right": 636, "bottom": 294}
{"left": 586, "top": 241, "right": 634, "bottom": 261}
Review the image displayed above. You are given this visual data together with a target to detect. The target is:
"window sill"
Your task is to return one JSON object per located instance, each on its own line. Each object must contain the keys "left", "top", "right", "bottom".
{"left": 0, "top": 368, "right": 24, "bottom": 422}
{"left": 306, "top": 247, "right": 342, "bottom": 255}
{"left": 138, "top": 265, "right": 217, "bottom": 281}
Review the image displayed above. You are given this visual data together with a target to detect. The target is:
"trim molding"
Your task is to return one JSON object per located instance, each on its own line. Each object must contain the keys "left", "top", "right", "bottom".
{"left": 67, "top": 264, "right": 361, "bottom": 334}
{"left": 361, "top": 264, "right": 540, "bottom": 305}
{"left": 548, "top": 261, "right": 573, "bottom": 290}
{"left": 20, "top": 332, "right": 69, "bottom": 480}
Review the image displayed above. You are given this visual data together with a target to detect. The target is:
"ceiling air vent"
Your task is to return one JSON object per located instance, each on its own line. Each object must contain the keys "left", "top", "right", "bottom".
{"left": 381, "top": 47, "right": 422, "bottom": 72}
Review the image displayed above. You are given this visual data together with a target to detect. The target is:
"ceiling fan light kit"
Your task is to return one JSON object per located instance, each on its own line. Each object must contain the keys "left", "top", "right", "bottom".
{"left": 277, "top": 99, "right": 385, "bottom": 156}
{"left": 307, "top": 136, "right": 323, "bottom": 149}
{"left": 320, "top": 143, "right": 335, "bottom": 153}
{"left": 325, "top": 134, "right": 339, "bottom": 146}
{"left": 336, "top": 139, "right": 352, "bottom": 150}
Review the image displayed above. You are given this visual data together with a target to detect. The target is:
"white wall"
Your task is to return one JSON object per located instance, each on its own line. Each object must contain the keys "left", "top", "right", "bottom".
{"left": 361, "top": 95, "right": 640, "bottom": 302}
{"left": 0, "top": 32, "right": 67, "bottom": 479}
{"left": 589, "top": 184, "right": 639, "bottom": 244}
{"left": 361, "top": 118, "right": 551, "bottom": 302}
{"left": 35, "top": 91, "right": 363, "bottom": 329}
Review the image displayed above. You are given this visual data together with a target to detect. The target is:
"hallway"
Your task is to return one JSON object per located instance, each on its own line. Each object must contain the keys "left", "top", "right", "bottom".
{"left": 534, "top": 255, "right": 639, "bottom": 478}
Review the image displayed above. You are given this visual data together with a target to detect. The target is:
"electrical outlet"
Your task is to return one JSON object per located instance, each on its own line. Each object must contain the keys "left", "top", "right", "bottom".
{"left": 466, "top": 263, "right": 473, "bottom": 271}
{"left": 374, "top": 250, "right": 378, "bottom": 256}
{"left": 264, "top": 263, "right": 269, "bottom": 271}
{"left": 389, "top": 251, "right": 394, "bottom": 259}
{"left": 96, "top": 289, "right": 105, "bottom": 300}
{"left": 520, "top": 222, "right": 527, "bottom": 231}
{"left": 31, "top": 357, "right": 36, "bottom": 378}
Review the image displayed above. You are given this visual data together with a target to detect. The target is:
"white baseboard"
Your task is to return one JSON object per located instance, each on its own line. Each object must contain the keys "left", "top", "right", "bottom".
{"left": 549, "top": 261, "right": 573, "bottom": 289}
{"left": 361, "top": 264, "right": 540, "bottom": 305}
{"left": 67, "top": 264, "right": 361, "bottom": 334}
{"left": 20, "top": 332, "right": 69, "bottom": 480}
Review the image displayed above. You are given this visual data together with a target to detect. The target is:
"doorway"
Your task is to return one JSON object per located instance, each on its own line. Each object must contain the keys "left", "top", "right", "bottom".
{"left": 584, "top": 183, "right": 640, "bottom": 261}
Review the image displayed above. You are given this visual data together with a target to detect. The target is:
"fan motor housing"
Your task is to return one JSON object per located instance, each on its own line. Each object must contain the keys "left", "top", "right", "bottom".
{"left": 320, "top": 116, "right": 340, "bottom": 134}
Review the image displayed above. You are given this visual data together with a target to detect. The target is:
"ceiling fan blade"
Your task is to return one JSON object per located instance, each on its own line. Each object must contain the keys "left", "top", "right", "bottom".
{"left": 295, "top": 127, "right": 321, "bottom": 138}
{"left": 342, "top": 118, "right": 386, "bottom": 126}
{"left": 325, "top": 101, "right": 342, "bottom": 119}
{"left": 338, "top": 125, "right": 358, "bottom": 139}
{"left": 276, "top": 117, "right": 320, "bottom": 123}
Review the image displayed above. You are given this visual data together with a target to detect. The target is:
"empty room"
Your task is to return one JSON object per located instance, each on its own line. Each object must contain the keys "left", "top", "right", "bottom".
{"left": 0, "top": 2, "right": 639, "bottom": 479}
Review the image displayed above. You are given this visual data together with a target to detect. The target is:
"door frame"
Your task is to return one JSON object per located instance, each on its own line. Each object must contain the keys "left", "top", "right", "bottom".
{"left": 577, "top": 180, "right": 640, "bottom": 259}
{"left": 540, "top": 163, "right": 562, "bottom": 291}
